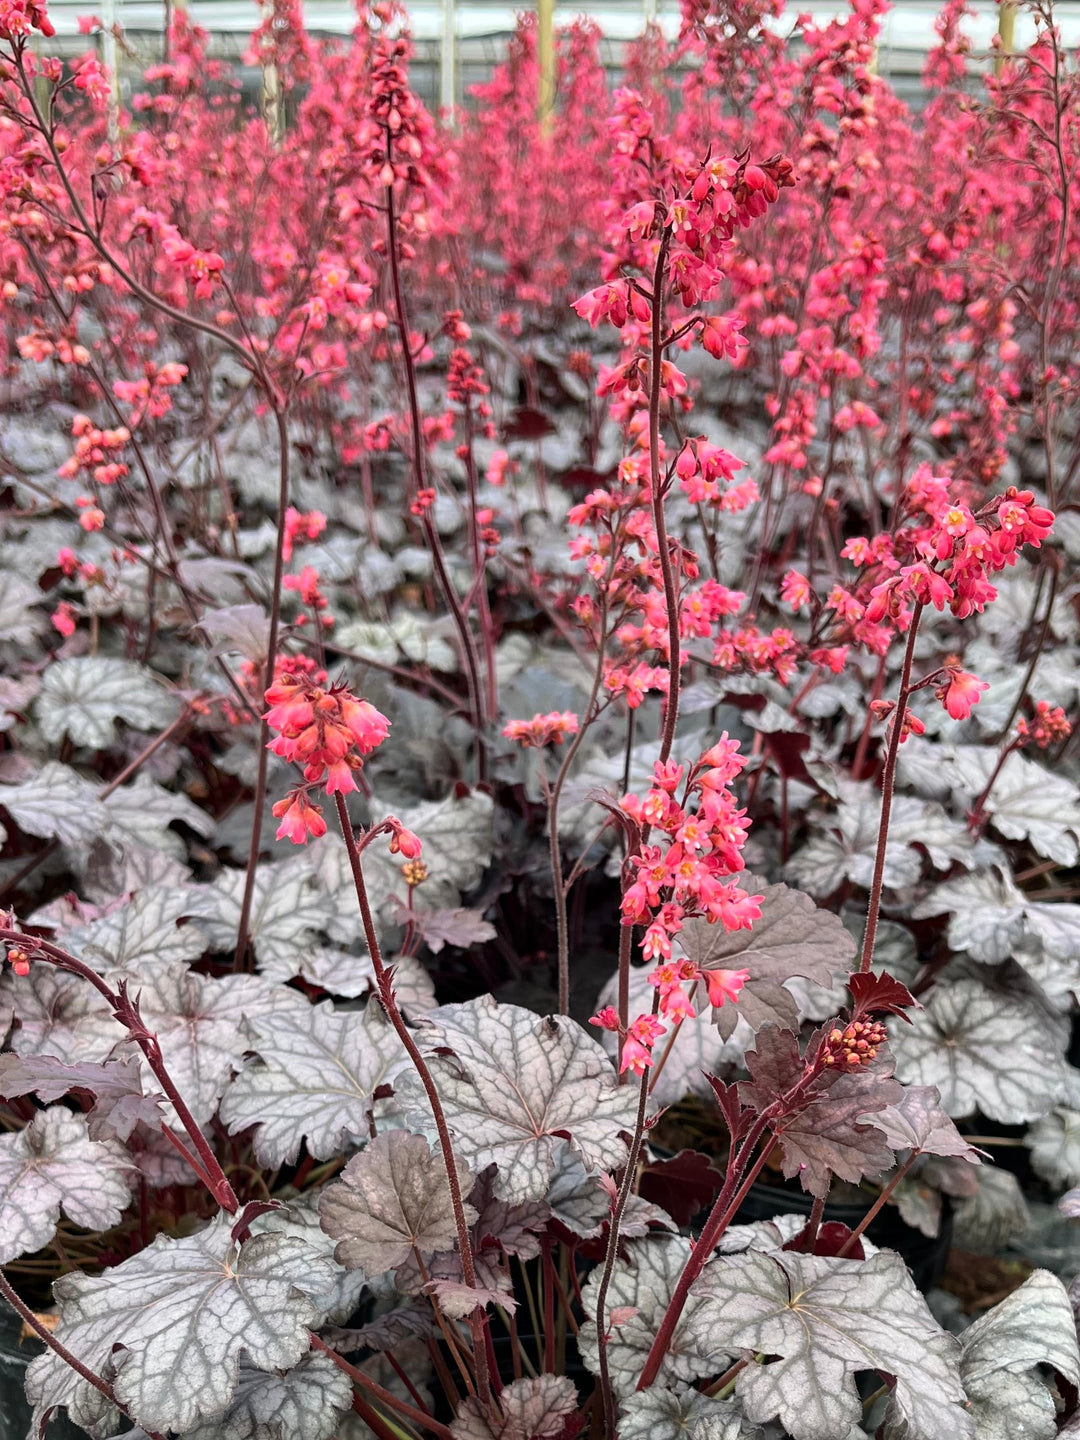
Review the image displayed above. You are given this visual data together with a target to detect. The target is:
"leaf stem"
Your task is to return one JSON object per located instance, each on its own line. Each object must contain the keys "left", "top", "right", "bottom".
{"left": 836, "top": 1152, "right": 917, "bottom": 1257}
{"left": 310, "top": 1334, "right": 455, "bottom": 1440}
{"left": 0, "top": 932, "right": 238, "bottom": 1211}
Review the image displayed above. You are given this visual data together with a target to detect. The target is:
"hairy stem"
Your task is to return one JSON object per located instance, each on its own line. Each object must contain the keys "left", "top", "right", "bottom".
{"left": 234, "top": 404, "right": 292, "bottom": 970}
{"left": 594, "top": 1061, "right": 653, "bottom": 1434}
{"left": 858, "top": 602, "right": 924, "bottom": 974}
{"left": 0, "top": 932, "right": 238, "bottom": 1210}
{"left": 331, "top": 795, "right": 494, "bottom": 1409}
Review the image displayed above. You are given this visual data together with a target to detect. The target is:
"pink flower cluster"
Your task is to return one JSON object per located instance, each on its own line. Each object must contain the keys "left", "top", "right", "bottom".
{"left": 1017, "top": 700, "right": 1072, "bottom": 750}
{"left": 264, "top": 676, "right": 394, "bottom": 845}
{"left": 589, "top": 735, "right": 762, "bottom": 1074}
{"left": 860, "top": 480, "right": 1054, "bottom": 631}
{"left": 58, "top": 414, "right": 130, "bottom": 486}
{"left": 502, "top": 712, "right": 581, "bottom": 749}
{"left": 283, "top": 507, "right": 327, "bottom": 562}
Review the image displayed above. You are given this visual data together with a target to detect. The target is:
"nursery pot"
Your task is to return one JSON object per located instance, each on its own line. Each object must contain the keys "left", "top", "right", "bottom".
{"left": 0, "top": 1303, "right": 84, "bottom": 1440}
{"left": 733, "top": 1180, "right": 952, "bottom": 1293}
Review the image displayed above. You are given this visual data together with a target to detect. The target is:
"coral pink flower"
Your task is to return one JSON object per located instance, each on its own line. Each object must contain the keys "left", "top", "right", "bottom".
{"left": 272, "top": 791, "right": 328, "bottom": 845}
{"left": 702, "top": 967, "right": 750, "bottom": 1009}
{"left": 939, "top": 669, "right": 989, "bottom": 721}
{"left": 502, "top": 711, "right": 580, "bottom": 748}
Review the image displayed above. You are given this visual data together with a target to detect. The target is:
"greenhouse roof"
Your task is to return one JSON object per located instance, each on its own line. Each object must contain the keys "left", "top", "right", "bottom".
{"left": 38, "top": 0, "right": 1080, "bottom": 59}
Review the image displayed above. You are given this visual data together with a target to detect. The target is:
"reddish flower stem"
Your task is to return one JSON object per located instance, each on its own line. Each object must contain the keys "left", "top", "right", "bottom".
{"left": 545, "top": 588, "right": 612, "bottom": 1014}
{"left": 234, "top": 402, "right": 293, "bottom": 971}
{"left": 331, "top": 794, "right": 494, "bottom": 1411}
{"left": 383, "top": 150, "right": 487, "bottom": 774}
{"left": 593, "top": 1057, "right": 654, "bottom": 1436}
{"left": 310, "top": 1334, "right": 455, "bottom": 1439}
{"left": 0, "top": 931, "right": 239, "bottom": 1212}
{"left": 858, "top": 601, "right": 924, "bottom": 974}
{"left": 836, "top": 1152, "right": 917, "bottom": 1257}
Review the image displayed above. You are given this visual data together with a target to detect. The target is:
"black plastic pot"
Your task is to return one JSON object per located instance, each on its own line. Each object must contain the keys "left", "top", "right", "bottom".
{"left": 733, "top": 1180, "right": 953, "bottom": 1294}
{"left": 0, "top": 1303, "right": 85, "bottom": 1440}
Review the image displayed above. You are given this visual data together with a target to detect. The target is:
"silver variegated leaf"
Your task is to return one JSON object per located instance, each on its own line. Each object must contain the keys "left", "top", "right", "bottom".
{"left": 127, "top": 966, "right": 308, "bottom": 1125}
{"left": 24, "top": 1212, "right": 335, "bottom": 1437}
{"left": 0, "top": 1108, "right": 132, "bottom": 1263}
{"left": 694, "top": 1249, "right": 972, "bottom": 1440}
{"left": 0, "top": 762, "right": 107, "bottom": 848}
{"left": 252, "top": 1195, "right": 366, "bottom": 1326}
{"left": 579, "top": 1235, "right": 721, "bottom": 1397}
{"left": 125, "top": 1353, "right": 351, "bottom": 1440}
{"left": 953, "top": 1167, "right": 1031, "bottom": 1253}
{"left": 451, "top": 1375, "right": 578, "bottom": 1440}
{"left": 319, "top": 1129, "right": 476, "bottom": 1274}
{"left": 100, "top": 775, "right": 215, "bottom": 860}
{"left": 912, "top": 869, "right": 1028, "bottom": 965}
{"left": 36, "top": 657, "right": 179, "bottom": 747}
{"left": 194, "top": 857, "right": 334, "bottom": 968}
{"left": 890, "top": 978, "right": 1067, "bottom": 1123}
{"left": 618, "top": 1387, "right": 760, "bottom": 1440}
{"left": 960, "top": 1270, "right": 1080, "bottom": 1440}
{"left": 219, "top": 1001, "right": 407, "bottom": 1165}
{"left": 397, "top": 996, "right": 641, "bottom": 1204}
{"left": 60, "top": 885, "right": 208, "bottom": 972}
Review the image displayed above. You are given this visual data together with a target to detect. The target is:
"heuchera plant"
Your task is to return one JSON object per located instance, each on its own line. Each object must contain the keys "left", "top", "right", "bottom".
{"left": 1, "top": 0, "right": 1080, "bottom": 1436}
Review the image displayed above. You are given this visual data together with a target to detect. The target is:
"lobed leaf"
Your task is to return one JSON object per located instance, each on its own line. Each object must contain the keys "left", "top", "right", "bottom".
{"left": 0, "top": 1108, "right": 132, "bottom": 1264}
{"left": 450, "top": 1374, "right": 579, "bottom": 1440}
{"left": 890, "top": 978, "right": 1067, "bottom": 1123}
{"left": 318, "top": 1129, "right": 476, "bottom": 1274}
{"left": 694, "top": 1249, "right": 972, "bottom": 1440}
{"left": 397, "top": 996, "right": 641, "bottom": 1205}
{"left": 25, "top": 1212, "right": 335, "bottom": 1436}
{"left": 682, "top": 878, "right": 854, "bottom": 1040}
{"left": 960, "top": 1270, "right": 1080, "bottom": 1440}
{"left": 219, "top": 1000, "right": 407, "bottom": 1166}
{"left": 36, "top": 657, "right": 179, "bottom": 748}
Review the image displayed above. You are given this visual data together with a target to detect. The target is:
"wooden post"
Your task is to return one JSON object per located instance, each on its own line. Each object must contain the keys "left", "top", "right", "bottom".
{"left": 537, "top": 0, "right": 554, "bottom": 131}
{"left": 996, "top": 0, "right": 1017, "bottom": 75}
{"left": 440, "top": 0, "right": 456, "bottom": 120}
{"left": 99, "top": 0, "right": 120, "bottom": 144}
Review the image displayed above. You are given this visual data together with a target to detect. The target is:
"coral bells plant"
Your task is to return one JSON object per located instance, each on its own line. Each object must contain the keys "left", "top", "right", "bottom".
{"left": 3, "top": 1, "right": 1080, "bottom": 1439}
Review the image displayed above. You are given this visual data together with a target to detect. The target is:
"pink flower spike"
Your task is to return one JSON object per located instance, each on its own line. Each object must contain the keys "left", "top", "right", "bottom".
{"left": 589, "top": 1005, "right": 621, "bottom": 1032}
{"left": 702, "top": 967, "right": 750, "bottom": 1008}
